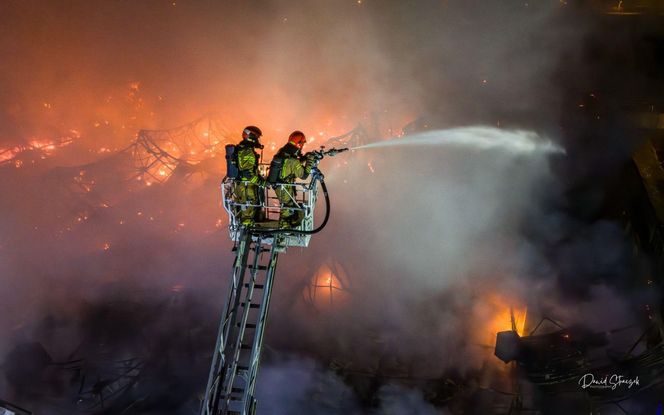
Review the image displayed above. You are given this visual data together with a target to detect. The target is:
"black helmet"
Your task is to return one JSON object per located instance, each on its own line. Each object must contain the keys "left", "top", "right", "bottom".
{"left": 242, "top": 125, "right": 263, "bottom": 148}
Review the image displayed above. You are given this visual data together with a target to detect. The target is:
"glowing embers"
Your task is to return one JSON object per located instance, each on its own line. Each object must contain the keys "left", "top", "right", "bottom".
{"left": 604, "top": 0, "right": 664, "bottom": 15}
{"left": 131, "top": 133, "right": 181, "bottom": 185}
{"left": 0, "top": 136, "right": 75, "bottom": 167}
{"left": 130, "top": 114, "right": 232, "bottom": 185}
{"left": 73, "top": 169, "right": 95, "bottom": 193}
{"left": 304, "top": 261, "right": 352, "bottom": 311}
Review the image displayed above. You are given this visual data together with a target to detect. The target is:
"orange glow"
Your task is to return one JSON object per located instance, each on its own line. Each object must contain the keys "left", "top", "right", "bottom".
{"left": 0, "top": 136, "right": 74, "bottom": 166}
{"left": 305, "top": 262, "right": 351, "bottom": 312}
{"left": 473, "top": 292, "right": 527, "bottom": 348}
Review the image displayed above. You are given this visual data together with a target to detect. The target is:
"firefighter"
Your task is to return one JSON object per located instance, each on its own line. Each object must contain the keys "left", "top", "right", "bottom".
{"left": 272, "top": 131, "right": 316, "bottom": 229}
{"left": 234, "top": 125, "right": 264, "bottom": 227}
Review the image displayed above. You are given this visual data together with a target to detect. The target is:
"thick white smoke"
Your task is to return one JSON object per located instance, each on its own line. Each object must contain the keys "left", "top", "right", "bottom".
{"left": 0, "top": 0, "right": 650, "bottom": 413}
{"left": 267, "top": 126, "right": 640, "bottom": 384}
{"left": 327, "top": 128, "right": 558, "bottom": 294}
{"left": 257, "top": 358, "right": 446, "bottom": 415}
{"left": 264, "top": 128, "right": 559, "bottom": 381}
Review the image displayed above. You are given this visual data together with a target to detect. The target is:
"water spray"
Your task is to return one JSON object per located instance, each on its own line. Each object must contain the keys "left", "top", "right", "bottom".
{"left": 350, "top": 126, "right": 565, "bottom": 155}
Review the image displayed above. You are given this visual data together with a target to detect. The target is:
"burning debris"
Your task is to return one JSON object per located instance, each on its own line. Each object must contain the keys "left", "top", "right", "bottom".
{"left": 130, "top": 114, "right": 233, "bottom": 185}
{"left": 0, "top": 136, "right": 75, "bottom": 167}
{"left": 2, "top": 1, "right": 664, "bottom": 415}
{"left": 304, "top": 261, "right": 353, "bottom": 312}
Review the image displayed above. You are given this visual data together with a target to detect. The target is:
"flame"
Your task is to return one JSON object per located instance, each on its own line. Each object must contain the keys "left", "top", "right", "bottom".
{"left": 0, "top": 136, "right": 74, "bottom": 166}
{"left": 305, "top": 262, "right": 351, "bottom": 311}
{"left": 474, "top": 292, "right": 527, "bottom": 348}
{"left": 29, "top": 139, "right": 57, "bottom": 152}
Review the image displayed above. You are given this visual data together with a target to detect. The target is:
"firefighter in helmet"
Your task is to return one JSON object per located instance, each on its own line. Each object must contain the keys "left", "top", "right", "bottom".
{"left": 234, "top": 125, "right": 264, "bottom": 227}
{"left": 272, "top": 131, "right": 316, "bottom": 229}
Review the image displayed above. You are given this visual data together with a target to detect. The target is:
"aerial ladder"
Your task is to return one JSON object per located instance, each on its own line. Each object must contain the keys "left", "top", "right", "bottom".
{"left": 200, "top": 147, "right": 347, "bottom": 415}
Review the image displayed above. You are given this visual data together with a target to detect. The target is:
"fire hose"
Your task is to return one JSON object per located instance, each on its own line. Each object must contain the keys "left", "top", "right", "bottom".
{"left": 249, "top": 147, "right": 347, "bottom": 235}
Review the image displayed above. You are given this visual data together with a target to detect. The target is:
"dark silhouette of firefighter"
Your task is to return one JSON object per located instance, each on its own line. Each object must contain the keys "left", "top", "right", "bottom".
{"left": 268, "top": 131, "right": 316, "bottom": 229}
{"left": 231, "top": 126, "right": 264, "bottom": 227}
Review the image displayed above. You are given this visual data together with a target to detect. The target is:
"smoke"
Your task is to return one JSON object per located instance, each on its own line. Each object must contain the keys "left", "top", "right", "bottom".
{"left": 0, "top": 1, "right": 584, "bottom": 143}
{"left": 256, "top": 358, "right": 361, "bottom": 415}
{"left": 333, "top": 130, "right": 555, "bottom": 294}
{"left": 0, "top": 0, "right": 659, "bottom": 413}
{"left": 267, "top": 129, "right": 559, "bottom": 376}
{"left": 257, "top": 358, "right": 446, "bottom": 415}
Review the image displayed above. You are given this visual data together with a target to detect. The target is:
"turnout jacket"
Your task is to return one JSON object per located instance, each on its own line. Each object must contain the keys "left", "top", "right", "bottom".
{"left": 275, "top": 143, "right": 312, "bottom": 182}
{"left": 236, "top": 140, "right": 261, "bottom": 184}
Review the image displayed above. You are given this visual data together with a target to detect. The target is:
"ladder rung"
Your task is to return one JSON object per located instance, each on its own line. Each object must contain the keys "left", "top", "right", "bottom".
{"left": 244, "top": 283, "right": 264, "bottom": 289}
{"left": 237, "top": 365, "right": 249, "bottom": 371}
{"left": 231, "top": 387, "right": 245, "bottom": 394}
{"left": 241, "top": 302, "right": 260, "bottom": 309}
{"left": 248, "top": 265, "right": 268, "bottom": 270}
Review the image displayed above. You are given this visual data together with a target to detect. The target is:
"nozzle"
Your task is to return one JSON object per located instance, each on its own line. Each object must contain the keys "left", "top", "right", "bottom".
{"left": 325, "top": 147, "right": 349, "bottom": 157}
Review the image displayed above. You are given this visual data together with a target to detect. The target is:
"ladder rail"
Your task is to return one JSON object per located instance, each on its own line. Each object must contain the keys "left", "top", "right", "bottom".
{"left": 202, "top": 231, "right": 283, "bottom": 415}
{"left": 219, "top": 235, "right": 266, "bottom": 412}
{"left": 202, "top": 231, "right": 252, "bottom": 415}
{"left": 202, "top": 261, "right": 240, "bottom": 414}
{"left": 203, "top": 154, "right": 337, "bottom": 414}
{"left": 242, "top": 239, "right": 281, "bottom": 413}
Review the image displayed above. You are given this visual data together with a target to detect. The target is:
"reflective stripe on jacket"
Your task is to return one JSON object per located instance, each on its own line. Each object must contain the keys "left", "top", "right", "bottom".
{"left": 236, "top": 141, "right": 260, "bottom": 183}
{"left": 276, "top": 143, "right": 312, "bottom": 182}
